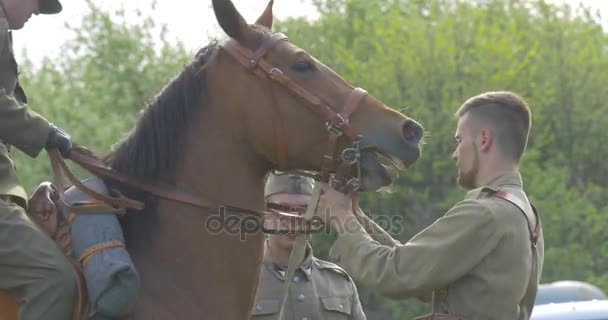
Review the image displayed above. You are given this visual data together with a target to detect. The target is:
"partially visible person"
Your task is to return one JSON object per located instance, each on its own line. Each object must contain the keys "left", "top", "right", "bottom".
{"left": 0, "top": 0, "right": 77, "bottom": 319}
{"left": 251, "top": 173, "right": 367, "bottom": 320}
{"left": 318, "top": 91, "right": 544, "bottom": 320}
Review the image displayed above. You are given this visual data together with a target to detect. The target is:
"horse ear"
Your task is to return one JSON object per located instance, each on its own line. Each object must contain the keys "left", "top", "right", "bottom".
{"left": 212, "top": 0, "right": 254, "bottom": 43}
{"left": 255, "top": 0, "right": 274, "bottom": 30}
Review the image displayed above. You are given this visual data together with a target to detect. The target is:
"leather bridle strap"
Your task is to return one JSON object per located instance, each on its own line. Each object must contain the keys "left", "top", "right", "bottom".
{"left": 222, "top": 33, "right": 367, "bottom": 180}
{"left": 250, "top": 33, "right": 291, "bottom": 168}
{"left": 224, "top": 34, "right": 290, "bottom": 169}
{"left": 319, "top": 88, "right": 367, "bottom": 181}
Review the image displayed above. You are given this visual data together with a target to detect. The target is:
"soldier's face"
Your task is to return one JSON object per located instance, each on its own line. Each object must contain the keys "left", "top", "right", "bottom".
{"left": 1, "top": 0, "right": 39, "bottom": 29}
{"left": 452, "top": 114, "right": 480, "bottom": 189}
{"left": 267, "top": 193, "right": 311, "bottom": 250}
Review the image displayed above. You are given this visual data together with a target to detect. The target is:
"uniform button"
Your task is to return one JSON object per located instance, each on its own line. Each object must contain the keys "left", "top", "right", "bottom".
{"left": 293, "top": 276, "right": 300, "bottom": 283}
{"left": 302, "top": 318, "right": 308, "bottom": 320}
{"left": 255, "top": 304, "right": 262, "bottom": 311}
{"left": 339, "top": 304, "right": 344, "bottom": 309}
{"left": 297, "top": 293, "right": 305, "bottom": 302}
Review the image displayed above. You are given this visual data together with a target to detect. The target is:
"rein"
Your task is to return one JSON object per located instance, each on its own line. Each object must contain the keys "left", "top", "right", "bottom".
{"left": 48, "top": 147, "right": 320, "bottom": 235}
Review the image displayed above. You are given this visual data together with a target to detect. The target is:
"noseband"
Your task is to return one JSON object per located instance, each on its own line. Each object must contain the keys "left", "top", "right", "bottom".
{"left": 222, "top": 33, "right": 368, "bottom": 190}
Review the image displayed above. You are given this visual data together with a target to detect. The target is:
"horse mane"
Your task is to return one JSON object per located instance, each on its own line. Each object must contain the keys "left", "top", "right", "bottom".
{"left": 103, "top": 30, "right": 271, "bottom": 252}
{"left": 100, "top": 42, "right": 221, "bottom": 252}
{"left": 104, "top": 42, "right": 219, "bottom": 203}
{"left": 104, "top": 27, "right": 272, "bottom": 202}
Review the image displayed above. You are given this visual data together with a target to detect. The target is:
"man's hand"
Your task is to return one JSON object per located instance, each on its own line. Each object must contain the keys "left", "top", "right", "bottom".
{"left": 318, "top": 185, "right": 359, "bottom": 234}
{"left": 46, "top": 124, "right": 72, "bottom": 158}
{"left": 27, "top": 182, "right": 59, "bottom": 237}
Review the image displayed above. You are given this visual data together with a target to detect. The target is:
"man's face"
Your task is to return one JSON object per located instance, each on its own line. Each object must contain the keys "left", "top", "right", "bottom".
{"left": 266, "top": 193, "right": 311, "bottom": 251}
{"left": 2, "top": 0, "right": 39, "bottom": 30}
{"left": 452, "top": 114, "right": 480, "bottom": 189}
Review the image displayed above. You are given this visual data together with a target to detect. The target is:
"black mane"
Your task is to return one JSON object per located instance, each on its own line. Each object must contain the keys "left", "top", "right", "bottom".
{"left": 102, "top": 43, "right": 219, "bottom": 251}
{"left": 104, "top": 43, "right": 218, "bottom": 200}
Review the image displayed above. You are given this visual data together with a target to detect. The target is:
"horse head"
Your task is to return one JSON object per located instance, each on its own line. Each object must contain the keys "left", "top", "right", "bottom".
{"left": 210, "top": 0, "right": 424, "bottom": 192}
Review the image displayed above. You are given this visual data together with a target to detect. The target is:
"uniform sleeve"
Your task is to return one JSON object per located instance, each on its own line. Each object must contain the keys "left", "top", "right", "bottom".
{"left": 354, "top": 207, "right": 402, "bottom": 247}
{"left": 0, "top": 89, "right": 52, "bottom": 158}
{"left": 329, "top": 200, "right": 503, "bottom": 299}
{"left": 349, "top": 278, "right": 367, "bottom": 320}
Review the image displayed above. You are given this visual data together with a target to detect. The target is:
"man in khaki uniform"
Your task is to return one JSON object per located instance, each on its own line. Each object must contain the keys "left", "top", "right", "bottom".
{"left": 318, "top": 91, "right": 544, "bottom": 320}
{"left": 251, "top": 173, "right": 367, "bottom": 320}
{"left": 0, "top": 0, "right": 76, "bottom": 319}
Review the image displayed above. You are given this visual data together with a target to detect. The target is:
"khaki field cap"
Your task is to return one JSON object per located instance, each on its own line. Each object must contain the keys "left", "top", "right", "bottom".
{"left": 39, "top": 0, "right": 63, "bottom": 14}
{"left": 264, "top": 173, "right": 315, "bottom": 199}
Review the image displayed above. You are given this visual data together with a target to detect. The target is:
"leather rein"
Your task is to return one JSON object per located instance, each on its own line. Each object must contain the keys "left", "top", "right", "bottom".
{"left": 48, "top": 32, "right": 368, "bottom": 233}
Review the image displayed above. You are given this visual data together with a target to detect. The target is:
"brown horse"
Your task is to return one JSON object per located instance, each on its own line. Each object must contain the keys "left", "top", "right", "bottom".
{"left": 0, "top": 0, "right": 423, "bottom": 319}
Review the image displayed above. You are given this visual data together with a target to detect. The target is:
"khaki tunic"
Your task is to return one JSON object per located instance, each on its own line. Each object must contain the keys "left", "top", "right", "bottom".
{"left": 0, "top": 6, "right": 52, "bottom": 206}
{"left": 252, "top": 243, "right": 367, "bottom": 320}
{"left": 329, "top": 172, "right": 544, "bottom": 320}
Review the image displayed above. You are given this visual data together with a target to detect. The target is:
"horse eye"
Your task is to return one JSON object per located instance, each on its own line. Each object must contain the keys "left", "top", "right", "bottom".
{"left": 290, "top": 60, "right": 315, "bottom": 73}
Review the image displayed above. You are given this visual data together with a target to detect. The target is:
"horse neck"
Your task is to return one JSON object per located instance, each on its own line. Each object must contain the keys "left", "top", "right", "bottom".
{"left": 128, "top": 103, "right": 269, "bottom": 319}
{"left": 173, "top": 106, "right": 269, "bottom": 211}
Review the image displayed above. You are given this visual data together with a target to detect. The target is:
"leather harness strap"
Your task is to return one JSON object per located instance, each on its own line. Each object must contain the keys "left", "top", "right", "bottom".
{"left": 493, "top": 191, "right": 540, "bottom": 247}
{"left": 78, "top": 240, "right": 125, "bottom": 266}
{"left": 491, "top": 190, "right": 541, "bottom": 318}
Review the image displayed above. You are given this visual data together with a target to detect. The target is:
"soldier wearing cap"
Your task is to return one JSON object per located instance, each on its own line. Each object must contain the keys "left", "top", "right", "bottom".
{"left": 0, "top": 0, "right": 76, "bottom": 319}
{"left": 251, "top": 173, "right": 367, "bottom": 319}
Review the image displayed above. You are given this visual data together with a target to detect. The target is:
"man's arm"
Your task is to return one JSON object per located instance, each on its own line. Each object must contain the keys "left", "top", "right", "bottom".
{"left": 0, "top": 90, "right": 52, "bottom": 158}
{"left": 329, "top": 199, "right": 503, "bottom": 299}
{"left": 354, "top": 206, "right": 402, "bottom": 247}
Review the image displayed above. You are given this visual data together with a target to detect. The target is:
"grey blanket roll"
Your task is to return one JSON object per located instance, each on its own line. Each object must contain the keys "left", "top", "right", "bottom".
{"left": 60, "top": 177, "right": 140, "bottom": 319}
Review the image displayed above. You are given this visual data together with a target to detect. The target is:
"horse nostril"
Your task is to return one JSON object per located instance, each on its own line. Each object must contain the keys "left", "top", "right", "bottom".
{"left": 402, "top": 120, "right": 423, "bottom": 146}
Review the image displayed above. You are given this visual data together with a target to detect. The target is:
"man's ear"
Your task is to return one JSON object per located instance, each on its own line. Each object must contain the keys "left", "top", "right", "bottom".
{"left": 479, "top": 128, "right": 493, "bottom": 152}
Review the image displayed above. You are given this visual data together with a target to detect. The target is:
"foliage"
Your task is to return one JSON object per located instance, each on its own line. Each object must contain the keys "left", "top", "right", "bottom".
{"left": 14, "top": 0, "right": 190, "bottom": 191}
{"left": 11, "top": 0, "right": 608, "bottom": 318}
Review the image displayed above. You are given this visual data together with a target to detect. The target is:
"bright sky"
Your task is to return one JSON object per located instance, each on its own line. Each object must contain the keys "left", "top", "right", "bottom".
{"left": 12, "top": 0, "right": 319, "bottom": 65}
{"left": 11, "top": 0, "right": 608, "bottom": 66}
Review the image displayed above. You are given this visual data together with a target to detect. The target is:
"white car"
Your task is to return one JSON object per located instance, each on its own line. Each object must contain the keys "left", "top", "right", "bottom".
{"left": 536, "top": 281, "right": 607, "bottom": 306}
{"left": 531, "top": 300, "right": 608, "bottom": 320}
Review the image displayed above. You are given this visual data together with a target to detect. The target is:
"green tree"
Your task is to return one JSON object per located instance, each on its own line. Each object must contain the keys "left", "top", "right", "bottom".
{"left": 15, "top": 0, "right": 190, "bottom": 192}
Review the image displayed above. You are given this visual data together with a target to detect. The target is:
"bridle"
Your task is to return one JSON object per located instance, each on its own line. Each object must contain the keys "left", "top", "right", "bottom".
{"left": 222, "top": 32, "right": 369, "bottom": 190}
{"left": 49, "top": 31, "right": 369, "bottom": 233}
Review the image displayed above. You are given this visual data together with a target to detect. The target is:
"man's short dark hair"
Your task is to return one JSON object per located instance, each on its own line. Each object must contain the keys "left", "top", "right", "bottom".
{"left": 456, "top": 91, "right": 532, "bottom": 161}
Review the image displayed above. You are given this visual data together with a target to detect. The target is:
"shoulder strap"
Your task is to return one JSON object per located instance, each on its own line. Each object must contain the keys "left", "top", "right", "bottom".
{"left": 492, "top": 191, "right": 540, "bottom": 248}
{"left": 491, "top": 190, "right": 542, "bottom": 317}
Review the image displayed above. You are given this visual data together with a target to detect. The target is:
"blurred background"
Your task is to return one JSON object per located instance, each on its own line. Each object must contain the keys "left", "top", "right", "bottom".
{"left": 11, "top": 0, "right": 608, "bottom": 318}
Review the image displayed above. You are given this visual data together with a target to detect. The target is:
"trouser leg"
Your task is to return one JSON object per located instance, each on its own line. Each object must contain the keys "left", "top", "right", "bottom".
{"left": 0, "top": 198, "right": 75, "bottom": 320}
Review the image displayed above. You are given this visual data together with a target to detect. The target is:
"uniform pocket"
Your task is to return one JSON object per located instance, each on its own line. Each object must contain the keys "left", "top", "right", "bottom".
{"left": 251, "top": 299, "right": 280, "bottom": 317}
{"left": 321, "top": 296, "right": 351, "bottom": 318}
